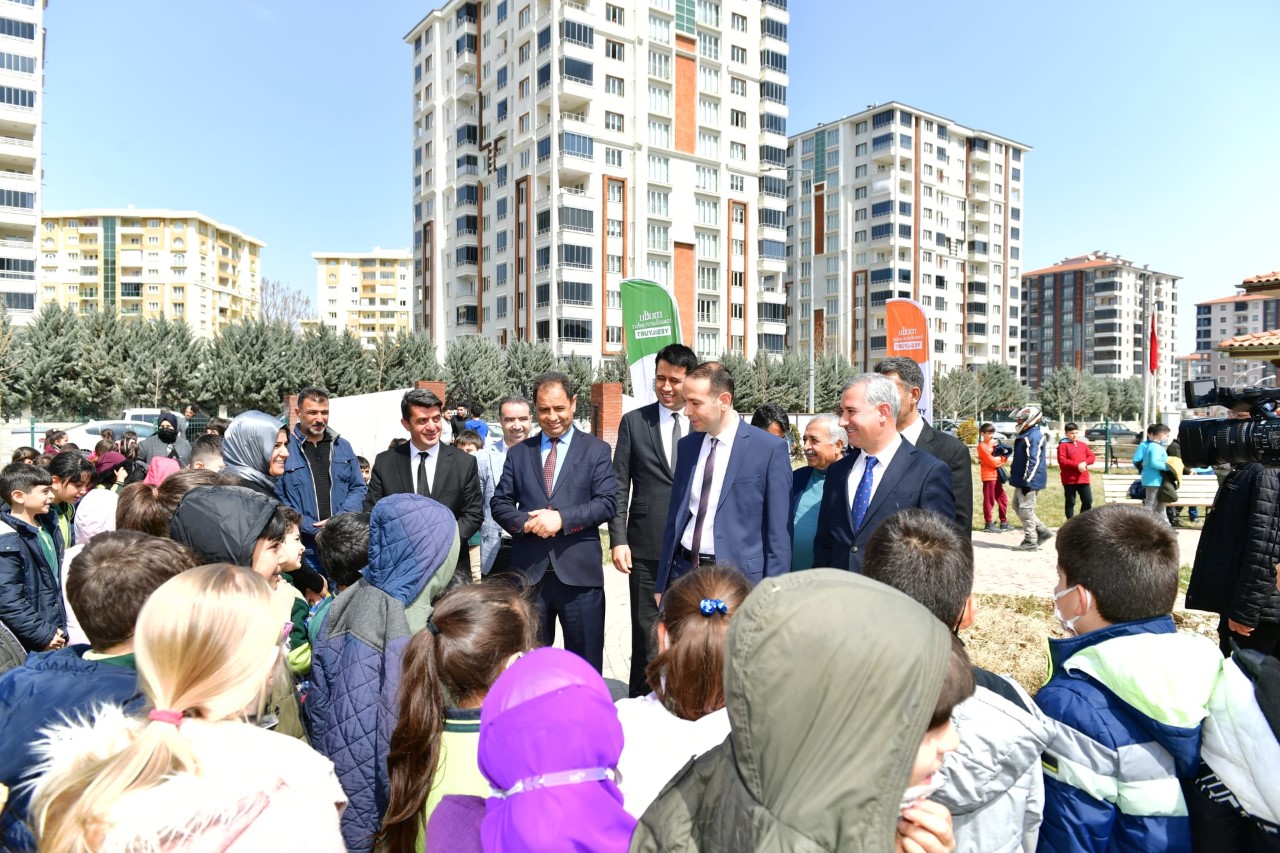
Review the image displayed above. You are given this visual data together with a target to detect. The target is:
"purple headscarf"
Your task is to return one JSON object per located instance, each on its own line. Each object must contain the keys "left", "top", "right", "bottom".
{"left": 479, "top": 648, "right": 635, "bottom": 852}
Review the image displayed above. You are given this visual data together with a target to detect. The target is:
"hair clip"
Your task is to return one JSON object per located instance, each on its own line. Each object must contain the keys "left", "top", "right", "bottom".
{"left": 148, "top": 708, "right": 184, "bottom": 727}
{"left": 699, "top": 598, "right": 728, "bottom": 616}
{"left": 426, "top": 618, "right": 440, "bottom": 636}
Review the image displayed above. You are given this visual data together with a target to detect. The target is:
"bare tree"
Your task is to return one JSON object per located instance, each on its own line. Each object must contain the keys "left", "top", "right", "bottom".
{"left": 259, "top": 278, "right": 315, "bottom": 329}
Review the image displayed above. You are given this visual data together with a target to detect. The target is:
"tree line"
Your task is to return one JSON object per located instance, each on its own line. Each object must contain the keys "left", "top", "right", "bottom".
{"left": 931, "top": 363, "right": 1144, "bottom": 424}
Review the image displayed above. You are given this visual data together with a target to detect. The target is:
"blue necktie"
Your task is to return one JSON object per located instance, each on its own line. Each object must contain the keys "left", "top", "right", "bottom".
{"left": 849, "top": 455, "right": 878, "bottom": 533}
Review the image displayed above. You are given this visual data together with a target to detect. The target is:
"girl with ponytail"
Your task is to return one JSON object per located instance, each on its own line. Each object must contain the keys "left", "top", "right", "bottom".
{"left": 614, "top": 564, "right": 752, "bottom": 817}
{"left": 29, "top": 563, "right": 346, "bottom": 852}
{"left": 381, "top": 582, "right": 537, "bottom": 852}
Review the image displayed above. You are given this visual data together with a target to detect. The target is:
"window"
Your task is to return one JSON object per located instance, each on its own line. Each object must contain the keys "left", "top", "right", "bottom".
{"left": 699, "top": 33, "right": 719, "bottom": 60}
{"left": 761, "top": 50, "right": 786, "bottom": 72}
{"left": 698, "top": 98, "right": 719, "bottom": 126}
{"left": 558, "top": 280, "right": 592, "bottom": 305}
{"left": 648, "top": 223, "right": 670, "bottom": 250}
{"left": 608, "top": 254, "right": 623, "bottom": 273}
{"left": 560, "top": 244, "right": 593, "bottom": 268}
{"left": 605, "top": 40, "right": 625, "bottom": 60}
{"left": 604, "top": 146, "right": 622, "bottom": 167}
{"left": 0, "top": 18, "right": 35, "bottom": 40}
{"left": 729, "top": 142, "right": 746, "bottom": 160}
{"left": 730, "top": 77, "right": 747, "bottom": 96}
{"left": 730, "top": 109, "right": 746, "bottom": 128}
{"left": 649, "top": 83, "right": 671, "bottom": 113}
{"left": 0, "top": 85, "right": 35, "bottom": 108}
{"left": 696, "top": 231, "right": 719, "bottom": 257}
{"left": 605, "top": 75, "right": 624, "bottom": 95}
{"left": 699, "top": 64, "right": 719, "bottom": 93}
{"left": 648, "top": 188, "right": 670, "bottom": 216}
{"left": 605, "top": 3, "right": 624, "bottom": 24}
{"left": 608, "top": 218, "right": 623, "bottom": 237}
{"left": 649, "top": 50, "right": 671, "bottom": 79}
{"left": 697, "top": 297, "right": 719, "bottom": 324}
{"left": 698, "top": 131, "right": 719, "bottom": 159}
{"left": 761, "top": 81, "right": 786, "bottom": 103}
{"left": 696, "top": 198, "right": 719, "bottom": 225}
{"left": 608, "top": 182, "right": 624, "bottom": 203}
{"left": 649, "top": 14, "right": 670, "bottom": 43}
{"left": 729, "top": 174, "right": 744, "bottom": 192}
{"left": 730, "top": 45, "right": 747, "bottom": 63}
{"left": 648, "top": 119, "right": 671, "bottom": 148}
{"left": 731, "top": 12, "right": 748, "bottom": 31}
{"left": 605, "top": 111, "right": 624, "bottom": 131}
{"left": 648, "top": 154, "right": 669, "bottom": 182}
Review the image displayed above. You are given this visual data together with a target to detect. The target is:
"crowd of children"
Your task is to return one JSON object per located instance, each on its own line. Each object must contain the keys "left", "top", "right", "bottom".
{"left": 0, "top": 408, "right": 1277, "bottom": 853}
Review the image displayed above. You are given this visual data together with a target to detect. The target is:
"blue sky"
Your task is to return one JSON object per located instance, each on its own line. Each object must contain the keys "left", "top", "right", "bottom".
{"left": 42, "top": 0, "right": 1280, "bottom": 355}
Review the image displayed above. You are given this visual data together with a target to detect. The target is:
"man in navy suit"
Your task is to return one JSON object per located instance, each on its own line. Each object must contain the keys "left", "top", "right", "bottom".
{"left": 813, "top": 373, "right": 955, "bottom": 573}
{"left": 656, "top": 362, "right": 793, "bottom": 597}
{"left": 491, "top": 371, "right": 617, "bottom": 671}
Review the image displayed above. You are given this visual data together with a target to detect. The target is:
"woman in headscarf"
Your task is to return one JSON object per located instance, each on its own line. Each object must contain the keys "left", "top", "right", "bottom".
{"left": 427, "top": 647, "right": 634, "bottom": 853}
{"left": 222, "top": 411, "right": 290, "bottom": 500}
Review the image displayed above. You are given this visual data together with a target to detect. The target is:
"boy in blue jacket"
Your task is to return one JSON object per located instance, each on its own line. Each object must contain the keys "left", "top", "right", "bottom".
{"left": 1037, "top": 504, "right": 1223, "bottom": 852}
{"left": 1131, "top": 424, "right": 1171, "bottom": 522}
{"left": 0, "top": 463, "right": 65, "bottom": 652}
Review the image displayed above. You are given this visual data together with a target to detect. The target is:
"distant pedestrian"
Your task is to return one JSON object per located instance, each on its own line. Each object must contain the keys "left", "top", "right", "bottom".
{"left": 1009, "top": 405, "right": 1052, "bottom": 551}
{"left": 749, "top": 402, "right": 790, "bottom": 440}
{"left": 1057, "top": 422, "right": 1096, "bottom": 519}
{"left": 1132, "top": 424, "right": 1171, "bottom": 523}
{"left": 977, "top": 423, "right": 1010, "bottom": 532}
{"left": 41, "top": 430, "right": 66, "bottom": 456}
{"left": 205, "top": 417, "right": 230, "bottom": 436}
{"left": 137, "top": 413, "right": 191, "bottom": 467}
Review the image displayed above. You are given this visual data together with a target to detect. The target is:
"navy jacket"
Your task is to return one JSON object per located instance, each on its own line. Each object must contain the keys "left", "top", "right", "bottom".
{"left": 1010, "top": 425, "right": 1049, "bottom": 491}
{"left": 0, "top": 510, "right": 65, "bottom": 651}
{"left": 811, "top": 442, "right": 955, "bottom": 574}
{"left": 491, "top": 428, "right": 617, "bottom": 588}
{"left": 0, "top": 646, "right": 145, "bottom": 852}
{"left": 656, "top": 418, "right": 793, "bottom": 591}
{"left": 277, "top": 425, "right": 367, "bottom": 559}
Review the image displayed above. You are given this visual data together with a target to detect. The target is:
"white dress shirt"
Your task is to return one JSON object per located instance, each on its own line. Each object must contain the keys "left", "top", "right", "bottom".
{"left": 901, "top": 416, "right": 926, "bottom": 447}
{"left": 410, "top": 442, "right": 440, "bottom": 495}
{"left": 846, "top": 432, "right": 904, "bottom": 511}
{"left": 658, "top": 404, "right": 685, "bottom": 466}
{"left": 680, "top": 414, "right": 741, "bottom": 553}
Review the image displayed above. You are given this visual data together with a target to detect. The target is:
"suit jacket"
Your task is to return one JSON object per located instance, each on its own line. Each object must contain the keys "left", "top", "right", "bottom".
{"left": 913, "top": 423, "right": 974, "bottom": 536}
{"left": 490, "top": 429, "right": 617, "bottom": 587}
{"left": 477, "top": 444, "right": 509, "bottom": 575}
{"left": 812, "top": 442, "right": 955, "bottom": 574}
{"left": 363, "top": 443, "right": 484, "bottom": 543}
{"left": 656, "top": 418, "right": 792, "bottom": 591}
{"left": 608, "top": 403, "right": 678, "bottom": 565}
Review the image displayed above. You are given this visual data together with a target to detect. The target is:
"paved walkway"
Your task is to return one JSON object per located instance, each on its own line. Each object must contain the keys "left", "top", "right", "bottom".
{"left": 575, "top": 525, "right": 1206, "bottom": 696}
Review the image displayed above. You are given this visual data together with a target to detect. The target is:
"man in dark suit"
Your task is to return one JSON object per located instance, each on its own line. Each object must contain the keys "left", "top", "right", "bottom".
{"left": 813, "top": 373, "right": 955, "bottom": 573}
{"left": 491, "top": 371, "right": 617, "bottom": 671}
{"left": 656, "top": 362, "right": 792, "bottom": 597}
{"left": 875, "top": 357, "right": 974, "bottom": 535}
{"left": 609, "top": 343, "right": 699, "bottom": 697}
{"left": 364, "top": 388, "right": 484, "bottom": 576}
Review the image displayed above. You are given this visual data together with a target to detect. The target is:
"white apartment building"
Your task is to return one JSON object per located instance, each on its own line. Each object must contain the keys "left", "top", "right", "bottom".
{"left": 1195, "top": 290, "right": 1280, "bottom": 386}
{"left": 1021, "top": 252, "right": 1180, "bottom": 412}
{"left": 40, "top": 210, "right": 264, "bottom": 338}
{"left": 0, "top": 0, "right": 43, "bottom": 324}
{"left": 786, "top": 103, "right": 1029, "bottom": 372}
{"left": 313, "top": 248, "right": 414, "bottom": 347}
{"left": 406, "top": 0, "right": 790, "bottom": 363}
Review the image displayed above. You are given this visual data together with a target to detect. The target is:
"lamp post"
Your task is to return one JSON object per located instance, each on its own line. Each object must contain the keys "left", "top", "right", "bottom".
{"left": 763, "top": 165, "right": 816, "bottom": 412}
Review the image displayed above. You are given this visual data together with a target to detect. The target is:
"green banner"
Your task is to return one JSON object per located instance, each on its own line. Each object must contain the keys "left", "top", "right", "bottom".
{"left": 621, "top": 278, "right": 681, "bottom": 404}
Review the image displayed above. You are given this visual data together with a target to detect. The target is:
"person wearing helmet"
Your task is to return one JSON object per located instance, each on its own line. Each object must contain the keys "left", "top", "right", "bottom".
{"left": 1009, "top": 405, "right": 1052, "bottom": 551}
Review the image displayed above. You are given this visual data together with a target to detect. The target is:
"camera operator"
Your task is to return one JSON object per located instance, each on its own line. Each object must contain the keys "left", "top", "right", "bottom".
{"left": 1186, "top": 408, "right": 1280, "bottom": 659}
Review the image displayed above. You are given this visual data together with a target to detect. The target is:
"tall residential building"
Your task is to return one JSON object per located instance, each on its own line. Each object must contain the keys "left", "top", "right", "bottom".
{"left": 313, "top": 248, "right": 413, "bottom": 347}
{"left": 39, "top": 210, "right": 264, "bottom": 338}
{"left": 785, "top": 103, "right": 1030, "bottom": 372}
{"left": 1195, "top": 290, "right": 1280, "bottom": 386}
{"left": 1020, "top": 252, "right": 1180, "bottom": 412}
{"left": 0, "top": 0, "right": 45, "bottom": 324}
{"left": 406, "top": 0, "right": 790, "bottom": 364}
{"left": 1174, "top": 351, "right": 1211, "bottom": 399}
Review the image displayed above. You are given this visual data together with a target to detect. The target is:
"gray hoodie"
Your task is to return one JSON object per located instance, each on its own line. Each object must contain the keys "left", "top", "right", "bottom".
{"left": 631, "top": 569, "right": 954, "bottom": 853}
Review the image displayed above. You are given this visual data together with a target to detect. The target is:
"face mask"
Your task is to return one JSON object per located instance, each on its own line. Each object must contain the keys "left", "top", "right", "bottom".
{"left": 1159, "top": 438, "right": 1171, "bottom": 447}
{"left": 1053, "top": 585, "right": 1089, "bottom": 636}
{"left": 899, "top": 774, "right": 945, "bottom": 811}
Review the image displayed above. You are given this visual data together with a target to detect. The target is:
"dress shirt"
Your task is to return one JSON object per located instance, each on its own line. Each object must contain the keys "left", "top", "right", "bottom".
{"left": 410, "top": 442, "right": 440, "bottom": 495}
{"left": 901, "top": 417, "right": 926, "bottom": 447}
{"left": 679, "top": 415, "right": 741, "bottom": 553}
{"left": 658, "top": 405, "right": 685, "bottom": 466}
{"left": 539, "top": 426, "right": 575, "bottom": 490}
{"left": 846, "top": 432, "right": 904, "bottom": 511}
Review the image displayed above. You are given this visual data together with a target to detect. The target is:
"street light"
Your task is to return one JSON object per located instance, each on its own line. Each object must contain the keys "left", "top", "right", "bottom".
{"left": 762, "top": 165, "right": 816, "bottom": 412}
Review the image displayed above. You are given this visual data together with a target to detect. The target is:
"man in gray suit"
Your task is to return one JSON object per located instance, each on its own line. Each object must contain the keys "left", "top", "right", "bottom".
{"left": 477, "top": 395, "right": 533, "bottom": 576}
{"left": 609, "top": 343, "right": 699, "bottom": 697}
{"left": 875, "top": 357, "right": 974, "bottom": 535}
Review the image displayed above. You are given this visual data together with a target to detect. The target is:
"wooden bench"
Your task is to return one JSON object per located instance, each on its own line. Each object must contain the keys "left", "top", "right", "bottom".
{"left": 1100, "top": 473, "right": 1220, "bottom": 508}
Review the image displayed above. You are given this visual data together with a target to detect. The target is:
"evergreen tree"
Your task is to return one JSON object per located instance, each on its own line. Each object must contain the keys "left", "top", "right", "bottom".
{"left": 813, "top": 352, "right": 855, "bottom": 414}
{"left": 297, "top": 325, "right": 370, "bottom": 397}
{"left": 199, "top": 319, "right": 297, "bottom": 414}
{"left": 14, "top": 304, "right": 91, "bottom": 418}
{"left": 975, "top": 363, "right": 1028, "bottom": 416}
{"left": 595, "top": 350, "right": 633, "bottom": 396}
{"left": 443, "top": 336, "right": 505, "bottom": 413}
{"left": 504, "top": 340, "right": 558, "bottom": 400}
{"left": 1038, "top": 368, "right": 1107, "bottom": 423}
{"left": 127, "top": 318, "right": 201, "bottom": 410}
{"left": 561, "top": 354, "right": 596, "bottom": 420}
{"left": 718, "top": 351, "right": 758, "bottom": 413}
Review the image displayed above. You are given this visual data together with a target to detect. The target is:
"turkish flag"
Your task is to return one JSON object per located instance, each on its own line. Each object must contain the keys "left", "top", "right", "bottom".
{"left": 1149, "top": 314, "right": 1158, "bottom": 374}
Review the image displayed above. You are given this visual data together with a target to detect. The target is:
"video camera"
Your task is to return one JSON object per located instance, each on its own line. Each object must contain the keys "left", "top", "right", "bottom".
{"left": 1179, "top": 379, "right": 1280, "bottom": 467}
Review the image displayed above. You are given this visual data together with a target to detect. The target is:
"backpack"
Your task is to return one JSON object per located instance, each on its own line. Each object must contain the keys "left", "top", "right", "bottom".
{"left": 1128, "top": 479, "right": 1145, "bottom": 500}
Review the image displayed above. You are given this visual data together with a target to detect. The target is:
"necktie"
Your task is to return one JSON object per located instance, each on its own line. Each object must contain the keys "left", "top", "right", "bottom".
{"left": 669, "top": 413, "right": 680, "bottom": 471}
{"left": 849, "top": 455, "right": 878, "bottom": 533}
{"left": 688, "top": 438, "right": 718, "bottom": 563}
{"left": 543, "top": 437, "right": 559, "bottom": 496}
{"left": 416, "top": 450, "right": 431, "bottom": 497}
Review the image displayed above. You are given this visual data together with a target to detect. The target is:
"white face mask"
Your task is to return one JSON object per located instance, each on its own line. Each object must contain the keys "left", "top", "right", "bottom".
{"left": 1052, "top": 585, "right": 1089, "bottom": 636}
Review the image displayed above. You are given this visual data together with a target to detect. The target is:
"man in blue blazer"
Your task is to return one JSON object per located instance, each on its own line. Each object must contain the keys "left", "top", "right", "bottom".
{"left": 491, "top": 372, "right": 617, "bottom": 671}
{"left": 813, "top": 373, "right": 955, "bottom": 574}
{"left": 656, "top": 362, "right": 793, "bottom": 596}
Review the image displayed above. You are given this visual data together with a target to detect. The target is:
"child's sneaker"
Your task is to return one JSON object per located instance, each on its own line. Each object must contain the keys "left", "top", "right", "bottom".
{"left": 1000, "top": 522, "right": 1012, "bottom": 532}
{"left": 983, "top": 523, "right": 998, "bottom": 533}
{"left": 1012, "top": 541, "right": 1039, "bottom": 552}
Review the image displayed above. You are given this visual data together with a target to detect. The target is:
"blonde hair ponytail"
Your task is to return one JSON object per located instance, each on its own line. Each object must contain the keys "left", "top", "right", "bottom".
{"left": 32, "top": 564, "right": 281, "bottom": 852}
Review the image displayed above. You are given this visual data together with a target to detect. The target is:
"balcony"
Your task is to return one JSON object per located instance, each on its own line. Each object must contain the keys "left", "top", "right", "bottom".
{"left": 456, "top": 49, "right": 477, "bottom": 71}
{"left": 455, "top": 74, "right": 477, "bottom": 102}
{"left": 967, "top": 204, "right": 989, "bottom": 222}
{"left": 557, "top": 152, "right": 593, "bottom": 182}
{"left": 557, "top": 74, "right": 592, "bottom": 112}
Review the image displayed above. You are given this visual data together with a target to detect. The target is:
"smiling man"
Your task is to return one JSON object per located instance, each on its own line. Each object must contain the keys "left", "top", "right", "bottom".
{"left": 277, "top": 386, "right": 367, "bottom": 574}
{"left": 364, "top": 388, "right": 483, "bottom": 577}
{"left": 790, "top": 414, "right": 846, "bottom": 571}
{"left": 476, "top": 394, "right": 534, "bottom": 578}
{"left": 491, "top": 372, "right": 617, "bottom": 671}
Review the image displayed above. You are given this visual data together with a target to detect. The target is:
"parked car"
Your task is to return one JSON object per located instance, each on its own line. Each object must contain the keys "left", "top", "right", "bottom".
{"left": 66, "top": 420, "right": 158, "bottom": 448}
{"left": 934, "top": 419, "right": 962, "bottom": 437}
{"left": 1084, "top": 422, "right": 1140, "bottom": 443}
{"left": 122, "top": 408, "right": 164, "bottom": 426}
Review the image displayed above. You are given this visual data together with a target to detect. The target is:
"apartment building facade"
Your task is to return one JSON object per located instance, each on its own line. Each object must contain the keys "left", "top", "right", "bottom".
{"left": 39, "top": 210, "right": 264, "bottom": 338}
{"left": 0, "top": 0, "right": 44, "bottom": 324}
{"left": 786, "top": 103, "right": 1029, "bottom": 372}
{"left": 313, "top": 248, "right": 413, "bottom": 347}
{"left": 406, "top": 0, "right": 790, "bottom": 363}
{"left": 1020, "top": 252, "right": 1180, "bottom": 412}
{"left": 1195, "top": 290, "right": 1280, "bottom": 386}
